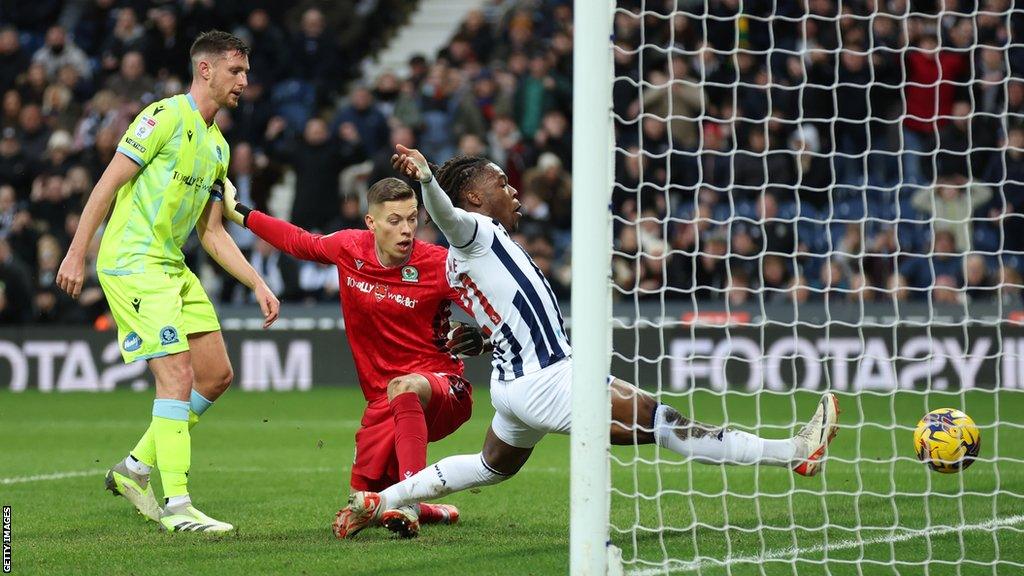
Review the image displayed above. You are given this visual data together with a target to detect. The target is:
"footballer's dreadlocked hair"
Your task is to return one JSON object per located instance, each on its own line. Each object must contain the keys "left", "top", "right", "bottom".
{"left": 432, "top": 156, "right": 490, "bottom": 208}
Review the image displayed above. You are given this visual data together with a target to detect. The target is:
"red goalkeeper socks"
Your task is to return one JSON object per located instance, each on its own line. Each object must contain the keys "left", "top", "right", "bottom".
{"left": 390, "top": 391, "right": 428, "bottom": 481}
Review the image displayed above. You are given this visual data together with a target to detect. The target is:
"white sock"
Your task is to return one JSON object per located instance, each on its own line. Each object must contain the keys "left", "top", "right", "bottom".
{"left": 653, "top": 404, "right": 795, "bottom": 466}
{"left": 165, "top": 494, "right": 191, "bottom": 510}
{"left": 380, "top": 453, "right": 508, "bottom": 510}
{"left": 124, "top": 455, "right": 151, "bottom": 476}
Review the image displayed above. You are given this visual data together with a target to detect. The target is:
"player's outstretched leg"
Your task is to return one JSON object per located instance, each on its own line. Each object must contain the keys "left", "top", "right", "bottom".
{"left": 614, "top": 380, "right": 840, "bottom": 473}
{"left": 791, "top": 393, "right": 841, "bottom": 476}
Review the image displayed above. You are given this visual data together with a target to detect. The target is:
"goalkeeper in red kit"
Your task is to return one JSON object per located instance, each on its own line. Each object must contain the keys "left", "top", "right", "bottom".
{"left": 222, "top": 177, "right": 487, "bottom": 537}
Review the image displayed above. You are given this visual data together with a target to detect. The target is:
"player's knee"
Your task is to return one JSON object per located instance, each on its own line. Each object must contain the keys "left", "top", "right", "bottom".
{"left": 479, "top": 454, "right": 518, "bottom": 484}
{"left": 481, "top": 446, "right": 530, "bottom": 477}
{"left": 216, "top": 364, "right": 234, "bottom": 393}
{"left": 387, "top": 375, "right": 429, "bottom": 403}
{"left": 610, "top": 379, "right": 658, "bottom": 428}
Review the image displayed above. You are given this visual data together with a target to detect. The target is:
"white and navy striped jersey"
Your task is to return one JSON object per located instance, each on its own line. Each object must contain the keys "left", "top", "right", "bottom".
{"left": 447, "top": 212, "right": 571, "bottom": 382}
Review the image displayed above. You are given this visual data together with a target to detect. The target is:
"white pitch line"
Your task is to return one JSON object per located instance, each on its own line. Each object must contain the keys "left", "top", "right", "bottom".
{"left": 626, "top": 514, "right": 1024, "bottom": 575}
{"left": 1, "top": 469, "right": 106, "bottom": 485}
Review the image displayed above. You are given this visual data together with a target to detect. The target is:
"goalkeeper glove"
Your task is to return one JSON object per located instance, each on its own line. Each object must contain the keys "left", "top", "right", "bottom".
{"left": 446, "top": 321, "right": 492, "bottom": 357}
{"left": 220, "top": 178, "right": 252, "bottom": 227}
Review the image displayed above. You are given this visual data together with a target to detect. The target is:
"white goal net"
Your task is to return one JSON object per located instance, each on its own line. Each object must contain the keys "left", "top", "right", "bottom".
{"left": 577, "top": 0, "right": 1024, "bottom": 574}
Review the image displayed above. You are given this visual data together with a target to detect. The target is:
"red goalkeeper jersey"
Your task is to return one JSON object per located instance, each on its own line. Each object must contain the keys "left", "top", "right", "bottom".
{"left": 247, "top": 211, "right": 463, "bottom": 402}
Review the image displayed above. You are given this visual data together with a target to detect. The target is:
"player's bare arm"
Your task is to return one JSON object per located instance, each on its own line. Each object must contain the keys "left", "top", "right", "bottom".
{"left": 56, "top": 153, "right": 141, "bottom": 299}
{"left": 197, "top": 194, "right": 280, "bottom": 328}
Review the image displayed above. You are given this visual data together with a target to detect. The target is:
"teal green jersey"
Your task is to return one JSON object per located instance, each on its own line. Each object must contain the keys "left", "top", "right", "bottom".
{"left": 97, "top": 93, "right": 230, "bottom": 275}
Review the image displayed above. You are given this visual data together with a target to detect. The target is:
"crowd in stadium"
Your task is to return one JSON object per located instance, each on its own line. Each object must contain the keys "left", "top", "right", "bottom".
{"left": 0, "top": 0, "right": 1022, "bottom": 325}
{"left": 610, "top": 0, "right": 1024, "bottom": 307}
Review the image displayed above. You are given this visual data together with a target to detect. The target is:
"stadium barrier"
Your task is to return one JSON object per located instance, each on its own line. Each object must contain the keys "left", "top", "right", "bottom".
{"left": 0, "top": 327, "right": 493, "bottom": 392}
{"left": 620, "top": 324, "right": 1024, "bottom": 392}
{"left": 1, "top": 303, "right": 1020, "bottom": 391}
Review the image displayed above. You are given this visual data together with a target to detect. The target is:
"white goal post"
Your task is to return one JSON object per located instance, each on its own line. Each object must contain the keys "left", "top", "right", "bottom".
{"left": 570, "top": 1, "right": 615, "bottom": 574}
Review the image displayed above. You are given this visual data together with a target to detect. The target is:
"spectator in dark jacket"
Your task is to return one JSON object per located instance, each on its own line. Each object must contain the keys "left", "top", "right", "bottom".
{"left": 900, "top": 231, "right": 964, "bottom": 294}
{"left": 0, "top": 237, "right": 33, "bottom": 324}
{"left": 836, "top": 47, "right": 871, "bottom": 183}
{"left": 267, "top": 116, "right": 365, "bottom": 232}
{"left": 333, "top": 87, "right": 390, "bottom": 157}
{"left": 0, "top": 27, "right": 30, "bottom": 92}
{"left": 17, "top": 104, "right": 51, "bottom": 160}
{"left": 145, "top": 7, "right": 190, "bottom": 80}
{"left": 370, "top": 124, "right": 417, "bottom": 188}
{"left": 937, "top": 100, "right": 973, "bottom": 178}
{"left": 0, "top": 127, "right": 32, "bottom": 192}
{"left": 102, "top": 51, "right": 155, "bottom": 104}
{"left": 454, "top": 10, "right": 494, "bottom": 63}
{"left": 228, "top": 73, "right": 275, "bottom": 145}
{"left": 233, "top": 9, "right": 291, "bottom": 84}
{"left": 99, "top": 8, "right": 148, "bottom": 76}
{"left": 291, "top": 8, "right": 340, "bottom": 98}
{"left": 983, "top": 125, "right": 1024, "bottom": 257}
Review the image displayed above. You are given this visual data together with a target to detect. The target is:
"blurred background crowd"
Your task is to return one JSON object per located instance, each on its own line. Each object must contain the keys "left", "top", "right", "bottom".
{"left": 0, "top": 0, "right": 1022, "bottom": 325}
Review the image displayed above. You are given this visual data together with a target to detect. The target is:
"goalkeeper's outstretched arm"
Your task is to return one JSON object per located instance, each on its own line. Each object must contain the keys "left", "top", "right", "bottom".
{"left": 221, "top": 177, "right": 341, "bottom": 265}
{"left": 391, "top": 144, "right": 477, "bottom": 248}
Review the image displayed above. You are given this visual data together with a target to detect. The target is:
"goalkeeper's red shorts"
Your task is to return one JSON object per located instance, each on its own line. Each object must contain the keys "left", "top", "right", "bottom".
{"left": 349, "top": 372, "right": 473, "bottom": 492}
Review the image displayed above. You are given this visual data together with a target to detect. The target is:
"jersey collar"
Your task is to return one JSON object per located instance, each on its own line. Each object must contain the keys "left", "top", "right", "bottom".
{"left": 185, "top": 93, "right": 217, "bottom": 128}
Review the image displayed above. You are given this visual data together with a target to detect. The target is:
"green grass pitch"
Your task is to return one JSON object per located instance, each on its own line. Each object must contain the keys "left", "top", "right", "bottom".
{"left": 2, "top": 388, "right": 1022, "bottom": 575}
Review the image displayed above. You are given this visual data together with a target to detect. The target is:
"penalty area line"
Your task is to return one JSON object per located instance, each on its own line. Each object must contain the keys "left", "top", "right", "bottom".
{"left": 626, "top": 514, "right": 1024, "bottom": 575}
